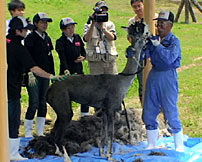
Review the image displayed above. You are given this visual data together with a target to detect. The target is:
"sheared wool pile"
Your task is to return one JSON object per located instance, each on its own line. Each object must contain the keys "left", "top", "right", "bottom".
{"left": 24, "top": 108, "right": 169, "bottom": 159}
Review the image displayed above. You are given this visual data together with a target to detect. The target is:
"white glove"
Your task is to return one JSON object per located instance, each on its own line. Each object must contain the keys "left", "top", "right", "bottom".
{"left": 150, "top": 37, "right": 160, "bottom": 47}
{"left": 49, "top": 74, "right": 67, "bottom": 82}
{"left": 64, "top": 69, "right": 70, "bottom": 76}
{"left": 28, "top": 72, "right": 37, "bottom": 87}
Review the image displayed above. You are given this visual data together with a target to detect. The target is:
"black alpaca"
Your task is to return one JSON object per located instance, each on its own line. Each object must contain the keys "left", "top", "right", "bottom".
{"left": 46, "top": 21, "right": 150, "bottom": 161}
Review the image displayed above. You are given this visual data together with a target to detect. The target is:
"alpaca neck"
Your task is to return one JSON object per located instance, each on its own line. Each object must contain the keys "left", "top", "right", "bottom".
{"left": 121, "top": 56, "right": 140, "bottom": 75}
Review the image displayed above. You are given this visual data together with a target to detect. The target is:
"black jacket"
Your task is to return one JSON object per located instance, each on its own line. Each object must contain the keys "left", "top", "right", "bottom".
{"left": 6, "top": 34, "right": 35, "bottom": 99}
{"left": 24, "top": 31, "right": 55, "bottom": 75}
{"left": 55, "top": 33, "right": 86, "bottom": 75}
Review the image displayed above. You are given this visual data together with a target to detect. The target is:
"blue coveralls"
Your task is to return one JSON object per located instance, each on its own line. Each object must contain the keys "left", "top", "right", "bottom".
{"left": 142, "top": 32, "right": 182, "bottom": 134}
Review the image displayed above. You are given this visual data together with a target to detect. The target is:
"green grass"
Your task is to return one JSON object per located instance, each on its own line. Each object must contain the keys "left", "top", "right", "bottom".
{"left": 6, "top": 0, "right": 202, "bottom": 137}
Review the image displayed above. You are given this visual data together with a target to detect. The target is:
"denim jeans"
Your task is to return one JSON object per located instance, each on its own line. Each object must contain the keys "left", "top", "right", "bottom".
{"left": 136, "top": 60, "right": 143, "bottom": 103}
{"left": 8, "top": 99, "right": 21, "bottom": 138}
{"left": 81, "top": 104, "right": 89, "bottom": 113}
{"left": 25, "top": 76, "right": 49, "bottom": 120}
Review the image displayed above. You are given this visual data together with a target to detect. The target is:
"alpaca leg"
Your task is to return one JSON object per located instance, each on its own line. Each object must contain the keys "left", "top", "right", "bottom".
{"left": 106, "top": 107, "right": 115, "bottom": 161}
{"left": 62, "top": 145, "right": 72, "bottom": 162}
{"left": 50, "top": 93, "right": 73, "bottom": 149}
{"left": 54, "top": 110, "right": 73, "bottom": 149}
{"left": 99, "top": 110, "right": 107, "bottom": 157}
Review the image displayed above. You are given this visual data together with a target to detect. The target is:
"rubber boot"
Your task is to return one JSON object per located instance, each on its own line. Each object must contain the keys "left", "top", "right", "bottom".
{"left": 10, "top": 138, "right": 28, "bottom": 161}
{"left": 24, "top": 119, "right": 33, "bottom": 137}
{"left": 174, "top": 129, "right": 184, "bottom": 152}
{"left": 145, "top": 129, "right": 158, "bottom": 149}
{"left": 36, "top": 117, "right": 46, "bottom": 136}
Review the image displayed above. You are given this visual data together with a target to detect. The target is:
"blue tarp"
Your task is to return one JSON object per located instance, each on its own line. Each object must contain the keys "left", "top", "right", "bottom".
{"left": 14, "top": 135, "right": 202, "bottom": 162}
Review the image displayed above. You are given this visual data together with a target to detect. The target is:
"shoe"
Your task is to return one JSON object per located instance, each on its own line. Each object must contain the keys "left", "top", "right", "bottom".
{"left": 174, "top": 129, "right": 184, "bottom": 152}
{"left": 145, "top": 129, "right": 158, "bottom": 149}
{"left": 10, "top": 138, "right": 28, "bottom": 161}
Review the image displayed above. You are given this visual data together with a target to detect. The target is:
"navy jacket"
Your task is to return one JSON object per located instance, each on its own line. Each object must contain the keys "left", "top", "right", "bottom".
{"left": 56, "top": 33, "right": 86, "bottom": 75}
{"left": 24, "top": 31, "right": 55, "bottom": 75}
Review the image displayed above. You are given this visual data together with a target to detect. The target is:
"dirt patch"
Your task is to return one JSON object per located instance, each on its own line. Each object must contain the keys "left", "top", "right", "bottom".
{"left": 177, "top": 56, "right": 202, "bottom": 72}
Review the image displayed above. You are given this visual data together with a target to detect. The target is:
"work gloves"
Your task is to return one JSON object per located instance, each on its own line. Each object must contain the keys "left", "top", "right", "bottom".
{"left": 28, "top": 72, "right": 37, "bottom": 87}
{"left": 64, "top": 69, "right": 70, "bottom": 76}
{"left": 28, "top": 72, "right": 67, "bottom": 86}
{"left": 150, "top": 37, "right": 160, "bottom": 47}
{"left": 49, "top": 74, "right": 67, "bottom": 82}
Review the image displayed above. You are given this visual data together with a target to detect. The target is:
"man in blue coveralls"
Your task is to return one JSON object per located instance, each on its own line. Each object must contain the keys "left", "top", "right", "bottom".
{"left": 142, "top": 10, "right": 184, "bottom": 152}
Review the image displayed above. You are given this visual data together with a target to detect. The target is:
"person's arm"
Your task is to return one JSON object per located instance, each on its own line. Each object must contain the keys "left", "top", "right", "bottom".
{"left": 30, "top": 66, "right": 51, "bottom": 79}
{"left": 30, "top": 66, "right": 67, "bottom": 82}
{"left": 102, "top": 27, "right": 115, "bottom": 40}
{"left": 74, "top": 35, "right": 86, "bottom": 63}
{"left": 55, "top": 39, "right": 69, "bottom": 73}
{"left": 79, "top": 35, "right": 86, "bottom": 57}
{"left": 153, "top": 37, "right": 181, "bottom": 66}
{"left": 84, "top": 21, "right": 95, "bottom": 42}
{"left": 99, "top": 21, "right": 117, "bottom": 41}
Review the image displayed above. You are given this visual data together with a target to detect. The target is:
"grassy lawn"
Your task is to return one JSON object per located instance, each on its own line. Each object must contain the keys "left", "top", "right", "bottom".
{"left": 6, "top": 0, "right": 202, "bottom": 137}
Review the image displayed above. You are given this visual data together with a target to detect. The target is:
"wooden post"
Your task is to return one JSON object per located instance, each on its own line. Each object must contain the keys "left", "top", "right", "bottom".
{"left": 0, "top": 0, "right": 10, "bottom": 161}
{"left": 142, "top": 0, "right": 155, "bottom": 106}
{"left": 175, "top": 0, "right": 185, "bottom": 22}
{"left": 189, "top": 0, "right": 197, "bottom": 22}
{"left": 175, "top": 0, "right": 198, "bottom": 23}
{"left": 191, "top": 0, "right": 202, "bottom": 13}
{"left": 185, "top": 0, "right": 190, "bottom": 23}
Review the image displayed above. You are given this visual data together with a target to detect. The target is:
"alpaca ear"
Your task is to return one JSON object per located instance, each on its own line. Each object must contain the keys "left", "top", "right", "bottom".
{"left": 121, "top": 26, "right": 128, "bottom": 32}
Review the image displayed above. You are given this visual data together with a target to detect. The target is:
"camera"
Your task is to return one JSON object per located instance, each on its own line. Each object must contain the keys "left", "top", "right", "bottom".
{"left": 93, "top": 7, "right": 108, "bottom": 22}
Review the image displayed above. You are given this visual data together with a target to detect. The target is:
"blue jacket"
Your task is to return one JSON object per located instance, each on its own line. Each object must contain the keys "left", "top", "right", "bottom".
{"left": 143, "top": 32, "right": 181, "bottom": 71}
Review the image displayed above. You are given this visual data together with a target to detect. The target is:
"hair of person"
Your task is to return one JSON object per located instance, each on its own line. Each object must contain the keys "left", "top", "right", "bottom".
{"left": 168, "top": 20, "right": 173, "bottom": 24}
{"left": 130, "top": 0, "right": 143, "bottom": 6}
{"left": 8, "top": 0, "right": 25, "bottom": 11}
{"left": 8, "top": 28, "right": 22, "bottom": 35}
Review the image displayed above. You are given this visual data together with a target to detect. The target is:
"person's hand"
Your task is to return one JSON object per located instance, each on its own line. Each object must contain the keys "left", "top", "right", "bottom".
{"left": 97, "top": 22, "right": 104, "bottom": 30}
{"left": 28, "top": 72, "right": 37, "bottom": 87}
{"left": 64, "top": 69, "right": 70, "bottom": 76}
{"left": 150, "top": 37, "right": 160, "bottom": 47}
{"left": 74, "top": 56, "right": 85, "bottom": 63}
{"left": 49, "top": 74, "right": 67, "bottom": 82}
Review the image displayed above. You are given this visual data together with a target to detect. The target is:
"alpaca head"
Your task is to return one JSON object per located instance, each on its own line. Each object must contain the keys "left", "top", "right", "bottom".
{"left": 122, "top": 21, "right": 150, "bottom": 60}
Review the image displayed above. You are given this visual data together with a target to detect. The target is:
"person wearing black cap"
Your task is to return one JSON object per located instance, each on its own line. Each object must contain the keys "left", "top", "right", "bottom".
{"left": 83, "top": 1, "right": 119, "bottom": 114}
{"left": 128, "top": 0, "right": 144, "bottom": 105}
{"left": 23, "top": 12, "right": 55, "bottom": 138}
{"left": 142, "top": 11, "right": 184, "bottom": 152}
{"left": 7, "top": 16, "right": 65, "bottom": 161}
{"left": 83, "top": 1, "right": 118, "bottom": 75}
{"left": 6, "top": 0, "right": 26, "bottom": 35}
{"left": 56, "top": 17, "right": 89, "bottom": 117}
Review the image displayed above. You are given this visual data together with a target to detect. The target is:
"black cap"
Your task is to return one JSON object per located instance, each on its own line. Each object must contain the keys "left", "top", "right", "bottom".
{"left": 33, "top": 12, "right": 52, "bottom": 23}
{"left": 153, "top": 11, "right": 174, "bottom": 23}
{"left": 60, "top": 17, "right": 77, "bottom": 29}
{"left": 9, "top": 16, "right": 34, "bottom": 30}
{"left": 95, "top": 1, "right": 108, "bottom": 10}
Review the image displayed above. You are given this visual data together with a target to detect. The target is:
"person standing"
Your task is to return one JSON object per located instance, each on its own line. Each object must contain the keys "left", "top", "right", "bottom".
{"left": 83, "top": 1, "right": 119, "bottom": 113}
{"left": 83, "top": 1, "right": 118, "bottom": 75}
{"left": 7, "top": 0, "right": 25, "bottom": 35}
{"left": 24, "top": 13, "right": 55, "bottom": 137}
{"left": 142, "top": 11, "right": 184, "bottom": 152}
{"left": 55, "top": 17, "right": 89, "bottom": 117}
{"left": 128, "top": 0, "right": 144, "bottom": 104}
{"left": 7, "top": 16, "right": 65, "bottom": 161}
